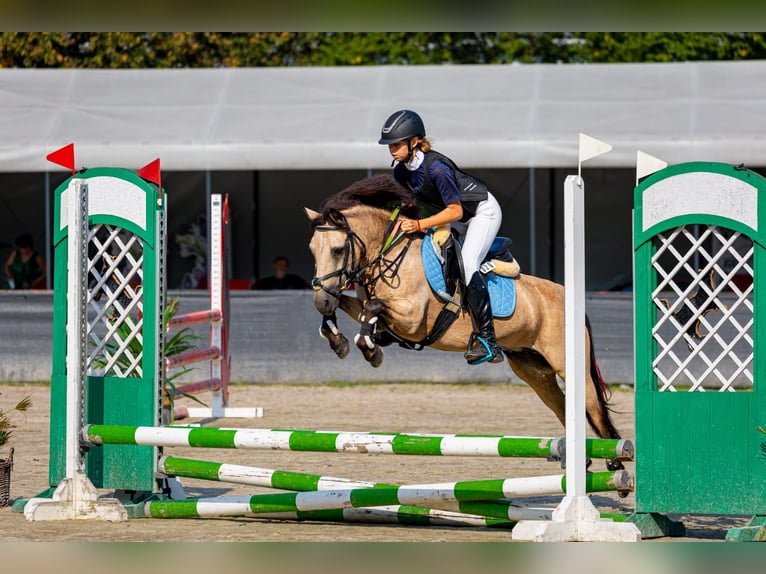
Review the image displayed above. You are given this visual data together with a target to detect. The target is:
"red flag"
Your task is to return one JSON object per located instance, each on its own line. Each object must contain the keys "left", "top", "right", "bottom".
{"left": 46, "top": 143, "right": 75, "bottom": 175}
{"left": 137, "top": 158, "right": 162, "bottom": 200}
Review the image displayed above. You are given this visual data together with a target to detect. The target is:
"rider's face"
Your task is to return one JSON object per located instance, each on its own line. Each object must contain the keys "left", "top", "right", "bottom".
{"left": 388, "top": 138, "right": 417, "bottom": 163}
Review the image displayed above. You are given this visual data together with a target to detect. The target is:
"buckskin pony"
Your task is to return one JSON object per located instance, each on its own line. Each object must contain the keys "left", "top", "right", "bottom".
{"left": 306, "top": 174, "right": 623, "bottom": 470}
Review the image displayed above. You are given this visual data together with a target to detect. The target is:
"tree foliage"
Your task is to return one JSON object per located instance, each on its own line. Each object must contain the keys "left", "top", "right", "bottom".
{"left": 1, "top": 32, "right": 765, "bottom": 68}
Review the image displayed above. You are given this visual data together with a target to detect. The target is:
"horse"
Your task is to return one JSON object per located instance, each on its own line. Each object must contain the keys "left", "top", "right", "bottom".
{"left": 305, "top": 174, "right": 624, "bottom": 471}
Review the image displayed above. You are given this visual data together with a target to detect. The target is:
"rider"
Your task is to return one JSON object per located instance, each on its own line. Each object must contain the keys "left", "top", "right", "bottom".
{"left": 379, "top": 109, "right": 504, "bottom": 365}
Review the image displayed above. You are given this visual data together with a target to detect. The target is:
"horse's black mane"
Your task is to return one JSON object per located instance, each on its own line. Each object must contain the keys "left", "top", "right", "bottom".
{"left": 312, "top": 174, "right": 419, "bottom": 228}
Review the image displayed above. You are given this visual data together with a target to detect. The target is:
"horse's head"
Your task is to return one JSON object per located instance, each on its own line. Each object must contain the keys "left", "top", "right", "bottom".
{"left": 306, "top": 174, "right": 417, "bottom": 315}
{"left": 305, "top": 206, "right": 367, "bottom": 315}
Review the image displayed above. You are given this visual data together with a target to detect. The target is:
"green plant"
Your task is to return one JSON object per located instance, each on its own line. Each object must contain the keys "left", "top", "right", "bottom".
{"left": 162, "top": 296, "right": 206, "bottom": 405}
{"left": 0, "top": 395, "right": 31, "bottom": 450}
{"left": 91, "top": 296, "right": 205, "bottom": 406}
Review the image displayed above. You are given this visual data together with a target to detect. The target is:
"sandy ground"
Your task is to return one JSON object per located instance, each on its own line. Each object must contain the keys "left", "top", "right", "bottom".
{"left": 0, "top": 381, "right": 750, "bottom": 542}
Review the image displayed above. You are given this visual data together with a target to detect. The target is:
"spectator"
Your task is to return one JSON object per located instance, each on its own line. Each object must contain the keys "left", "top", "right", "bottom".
{"left": 4, "top": 233, "right": 47, "bottom": 289}
{"left": 252, "top": 256, "right": 310, "bottom": 290}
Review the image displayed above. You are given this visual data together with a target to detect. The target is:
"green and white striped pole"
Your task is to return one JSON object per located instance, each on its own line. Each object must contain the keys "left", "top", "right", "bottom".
{"left": 145, "top": 468, "right": 632, "bottom": 519}
{"left": 160, "top": 456, "right": 522, "bottom": 528}
{"left": 158, "top": 455, "right": 630, "bottom": 523}
{"left": 84, "top": 424, "right": 633, "bottom": 461}
{"left": 253, "top": 506, "right": 518, "bottom": 528}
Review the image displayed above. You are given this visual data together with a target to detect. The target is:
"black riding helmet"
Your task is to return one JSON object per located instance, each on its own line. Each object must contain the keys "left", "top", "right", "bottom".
{"left": 378, "top": 110, "right": 426, "bottom": 145}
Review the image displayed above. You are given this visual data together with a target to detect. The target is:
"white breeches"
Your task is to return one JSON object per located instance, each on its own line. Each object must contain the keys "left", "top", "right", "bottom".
{"left": 451, "top": 192, "right": 502, "bottom": 282}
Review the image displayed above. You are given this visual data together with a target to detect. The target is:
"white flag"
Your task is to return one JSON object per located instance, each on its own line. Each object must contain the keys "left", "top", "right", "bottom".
{"left": 636, "top": 150, "right": 668, "bottom": 184}
{"left": 579, "top": 133, "right": 613, "bottom": 163}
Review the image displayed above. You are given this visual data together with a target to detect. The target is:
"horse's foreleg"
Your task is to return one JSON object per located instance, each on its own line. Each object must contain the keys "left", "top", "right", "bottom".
{"left": 353, "top": 300, "right": 385, "bottom": 368}
{"left": 319, "top": 312, "right": 349, "bottom": 359}
{"left": 317, "top": 294, "right": 365, "bottom": 360}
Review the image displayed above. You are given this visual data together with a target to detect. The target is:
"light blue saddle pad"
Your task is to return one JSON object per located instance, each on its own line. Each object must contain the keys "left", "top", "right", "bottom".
{"left": 421, "top": 233, "right": 517, "bottom": 318}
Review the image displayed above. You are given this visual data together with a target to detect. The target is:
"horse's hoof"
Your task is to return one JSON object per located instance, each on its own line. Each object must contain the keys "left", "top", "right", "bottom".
{"left": 360, "top": 345, "right": 384, "bottom": 367}
{"left": 333, "top": 334, "right": 350, "bottom": 359}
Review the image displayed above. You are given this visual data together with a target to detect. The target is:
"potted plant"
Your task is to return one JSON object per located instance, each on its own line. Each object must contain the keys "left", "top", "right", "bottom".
{"left": 0, "top": 394, "right": 31, "bottom": 507}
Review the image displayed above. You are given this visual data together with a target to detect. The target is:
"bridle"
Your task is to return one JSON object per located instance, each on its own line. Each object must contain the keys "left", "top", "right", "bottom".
{"left": 311, "top": 210, "right": 412, "bottom": 299}
{"left": 311, "top": 216, "right": 367, "bottom": 297}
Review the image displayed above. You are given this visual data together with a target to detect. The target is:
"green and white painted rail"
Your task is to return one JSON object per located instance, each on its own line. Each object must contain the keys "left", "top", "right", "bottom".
{"left": 146, "top": 468, "right": 632, "bottom": 519}
{"left": 84, "top": 425, "right": 633, "bottom": 462}
{"left": 252, "top": 506, "right": 518, "bottom": 528}
{"left": 158, "top": 455, "right": 630, "bottom": 523}
{"left": 161, "top": 455, "right": 521, "bottom": 528}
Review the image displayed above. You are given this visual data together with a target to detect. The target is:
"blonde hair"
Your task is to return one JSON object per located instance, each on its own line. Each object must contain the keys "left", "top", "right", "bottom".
{"left": 416, "top": 137, "right": 432, "bottom": 153}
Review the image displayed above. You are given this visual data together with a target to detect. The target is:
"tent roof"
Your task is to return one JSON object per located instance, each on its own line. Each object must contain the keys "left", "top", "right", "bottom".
{"left": 1, "top": 61, "right": 765, "bottom": 172}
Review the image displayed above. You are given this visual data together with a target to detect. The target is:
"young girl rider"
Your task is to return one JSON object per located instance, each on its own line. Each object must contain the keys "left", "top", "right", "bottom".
{"left": 378, "top": 109, "right": 504, "bottom": 365}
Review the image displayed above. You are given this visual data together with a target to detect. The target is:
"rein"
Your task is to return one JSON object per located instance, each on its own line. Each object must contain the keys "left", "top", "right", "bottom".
{"left": 312, "top": 206, "right": 460, "bottom": 350}
{"left": 311, "top": 209, "right": 412, "bottom": 298}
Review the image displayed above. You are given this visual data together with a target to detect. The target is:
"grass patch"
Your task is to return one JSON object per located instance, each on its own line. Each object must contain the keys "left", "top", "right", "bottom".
{"left": 0, "top": 381, "right": 50, "bottom": 387}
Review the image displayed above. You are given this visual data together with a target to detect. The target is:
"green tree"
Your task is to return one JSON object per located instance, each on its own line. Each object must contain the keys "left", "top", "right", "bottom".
{"left": 2, "top": 32, "right": 766, "bottom": 69}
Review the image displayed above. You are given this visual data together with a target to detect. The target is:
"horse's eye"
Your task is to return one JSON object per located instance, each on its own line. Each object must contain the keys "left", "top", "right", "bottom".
{"left": 331, "top": 246, "right": 345, "bottom": 258}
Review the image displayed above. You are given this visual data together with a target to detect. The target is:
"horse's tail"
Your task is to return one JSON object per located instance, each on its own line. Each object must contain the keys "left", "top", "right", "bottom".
{"left": 585, "top": 314, "right": 621, "bottom": 440}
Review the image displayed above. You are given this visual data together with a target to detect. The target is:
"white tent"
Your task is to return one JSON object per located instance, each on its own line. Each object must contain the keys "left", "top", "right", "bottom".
{"left": 1, "top": 60, "right": 765, "bottom": 173}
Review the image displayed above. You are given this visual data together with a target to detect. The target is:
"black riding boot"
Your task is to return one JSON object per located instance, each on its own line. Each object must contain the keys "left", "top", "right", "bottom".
{"left": 464, "top": 272, "right": 504, "bottom": 365}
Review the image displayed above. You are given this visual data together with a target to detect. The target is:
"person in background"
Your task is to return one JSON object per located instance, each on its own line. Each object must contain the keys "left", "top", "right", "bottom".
{"left": 252, "top": 255, "right": 310, "bottom": 290}
{"left": 4, "top": 233, "right": 46, "bottom": 289}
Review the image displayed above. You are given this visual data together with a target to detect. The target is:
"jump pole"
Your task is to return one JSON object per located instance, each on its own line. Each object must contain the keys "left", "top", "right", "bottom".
{"left": 513, "top": 134, "right": 641, "bottom": 542}
{"left": 254, "top": 506, "right": 517, "bottom": 529}
{"left": 143, "top": 471, "right": 631, "bottom": 520}
{"left": 82, "top": 424, "right": 633, "bottom": 462}
{"left": 158, "top": 455, "right": 632, "bottom": 519}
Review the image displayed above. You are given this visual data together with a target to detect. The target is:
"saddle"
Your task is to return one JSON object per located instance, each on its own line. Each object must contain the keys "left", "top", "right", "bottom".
{"left": 422, "top": 225, "right": 519, "bottom": 318}
{"left": 371, "top": 221, "right": 520, "bottom": 351}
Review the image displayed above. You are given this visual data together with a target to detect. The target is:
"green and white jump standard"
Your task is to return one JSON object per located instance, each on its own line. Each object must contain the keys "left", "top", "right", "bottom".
{"left": 24, "top": 167, "right": 166, "bottom": 520}
{"left": 629, "top": 162, "right": 766, "bottom": 541}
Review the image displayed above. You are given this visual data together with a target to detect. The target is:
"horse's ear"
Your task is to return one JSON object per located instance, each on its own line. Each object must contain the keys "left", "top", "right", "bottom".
{"left": 304, "top": 207, "right": 321, "bottom": 221}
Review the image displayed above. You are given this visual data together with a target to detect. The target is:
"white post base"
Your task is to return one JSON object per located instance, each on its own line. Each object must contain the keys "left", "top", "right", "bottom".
{"left": 185, "top": 406, "right": 264, "bottom": 419}
{"left": 511, "top": 495, "right": 641, "bottom": 542}
{"left": 23, "top": 473, "right": 128, "bottom": 522}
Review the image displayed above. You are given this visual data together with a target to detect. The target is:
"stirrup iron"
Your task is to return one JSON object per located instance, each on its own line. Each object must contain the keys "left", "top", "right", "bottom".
{"left": 464, "top": 333, "right": 504, "bottom": 365}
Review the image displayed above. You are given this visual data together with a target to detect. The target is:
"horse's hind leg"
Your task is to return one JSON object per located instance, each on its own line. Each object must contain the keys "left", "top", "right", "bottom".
{"left": 505, "top": 350, "right": 566, "bottom": 428}
{"left": 536, "top": 327, "right": 625, "bottom": 471}
{"left": 508, "top": 345, "right": 625, "bottom": 473}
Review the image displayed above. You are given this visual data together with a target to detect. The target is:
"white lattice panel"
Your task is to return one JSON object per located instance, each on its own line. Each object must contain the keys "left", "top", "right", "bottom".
{"left": 651, "top": 225, "right": 754, "bottom": 391}
{"left": 86, "top": 224, "right": 145, "bottom": 378}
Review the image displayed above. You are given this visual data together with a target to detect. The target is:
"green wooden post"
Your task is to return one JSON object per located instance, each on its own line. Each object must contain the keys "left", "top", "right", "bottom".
{"left": 48, "top": 167, "right": 165, "bottom": 496}
{"left": 630, "top": 162, "right": 766, "bottom": 540}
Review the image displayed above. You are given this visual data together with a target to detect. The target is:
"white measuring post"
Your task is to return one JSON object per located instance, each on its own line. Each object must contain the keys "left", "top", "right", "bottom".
{"left": 25, "top": 178, "right": 127, "bottom": 521}
{"left": 183, "top": 193, "right": 263, "bottom": 420}
{"left": 513, "top": 134, "right": 640, "bottom": 541}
